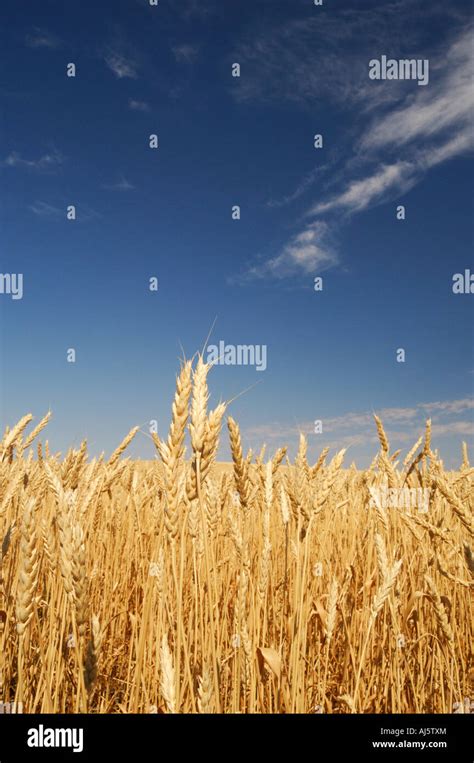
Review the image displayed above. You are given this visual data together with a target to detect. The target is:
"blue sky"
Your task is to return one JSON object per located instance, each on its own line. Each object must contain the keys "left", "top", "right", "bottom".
{"left": 1, "top": 0, "right": 473, "bottom": 466}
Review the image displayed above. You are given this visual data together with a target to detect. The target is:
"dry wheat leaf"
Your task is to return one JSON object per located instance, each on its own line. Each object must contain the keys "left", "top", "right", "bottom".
{"left": 257, "top": 647, "right": 281, "bottom": 681}
{"left": 313, "top": 599, "right": 328, "bottom": 632}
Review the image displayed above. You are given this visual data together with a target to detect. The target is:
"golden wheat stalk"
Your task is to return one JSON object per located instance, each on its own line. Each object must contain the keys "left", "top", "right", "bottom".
{"left": 18, "top": 412, "right": 52, "bottom": 455}
{"left": 1, "top": 414, "right": 33, "bottom": 460}
{"left": 84, "top": 615, "right": 102, "bottom": 694}
{"left": 108, "top": 426, "right": 139, "bottom": 466}
{"left": 16, "top": 498, "right": 39, "bottom": 636}
{"left": 374, "top": 415, "right": 389, "bottom": 455}
{"left": 424, "top": 575, "right": 455, "bottom": 654}
{"left": 227, "top": 416, "right": 250, "bottom": 510}
{"left": 157, "top": 361, "right": 192, "bottom": 539}
{"left": 160, "top": 633, "right": 177, "bottom": 713}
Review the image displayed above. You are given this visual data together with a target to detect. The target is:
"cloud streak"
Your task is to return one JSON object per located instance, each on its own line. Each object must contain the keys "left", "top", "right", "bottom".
{"left": 245, "top": 222, "right": 338, "bottom": 280}
{"left": 2, "top": 149, "right": 63, "bottom": 172}
{"left": 29, "top": 201, "right": 62, "bottom": 217}
{"left": 105, "top": 50, "right": 138, "bottom": 79}
{"left": 236, "top": 10, "right": 473, "bottom": 281}
{"left": 361, "top": 30, "right": 473, "bottom": 153}
{"left": 102, "top": 176, "right": 135, "bottom": 192}
{"left": 231, "top": 1, "right": 449, "bottom": 107}
{"left": 310, "top": 161, "right": 416, "bottom": 216}
{"left": 29, "top": 201, "right": 101, "bottom": 222}
{"left": 25, "top": 28, "right": 61, "bottom": 49}
{"left": 172, "top": 44, "right": 199, "bottom": 63}
{"left": 231, "top": 221, "right": 338, "bottom": 282}
{"left": 266, "top": 163, "right": 333, "bottom": 209}
{"left": 129, "top": 99, "right": 150, "bottom": 112}
{"left": 243, "top": 398, "right": 474, "bottom": 458}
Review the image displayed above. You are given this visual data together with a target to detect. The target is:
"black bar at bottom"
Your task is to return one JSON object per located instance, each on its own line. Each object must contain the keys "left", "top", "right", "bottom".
{"left": 0, "top": 713, "right": 471, "bottom": 760}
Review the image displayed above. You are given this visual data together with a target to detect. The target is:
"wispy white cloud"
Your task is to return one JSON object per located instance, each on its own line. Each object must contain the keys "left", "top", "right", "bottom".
{"left": 266, "top": 163, "right": 331, "bottom": 209}
{"left": 310, "top": 130, "right": 473, "bottom": 219}
{"left": 361, "top": 30, "right": 473, "bottom": 153}
{"left": 172, "top": 44, "right": 199, "bottom": 63}
{"left": 419, "top": 399, "right": 474, "bottom": 414}
{"left": 243, "top": 397, "right": 473, "bottom": 460}
{"left": 432, "top": 422, "right": 474, "bottom": 437}
{"left": 74, "top": 205, "right": 102, "bottom": 223}
{"left": 2, "top": 149, "right": 63, "bottom": 172}
{"left": 310, "top": 161, "right": 416, "bottom": 216}
{"left": 231, "top": 1, "right": 455, "bottom": 107}
{"left": 102, "top": 176, "right": 135, "bottom": 192}
{"left": 29, "top": 200, "right": 100, "bottom": 222}
{"left": 129, "top": 99, "right": 150, "bottom": 112}
{"left": 25, "top": 28, "right": 61, "bottom": 49}
{"left": 29, "top": 201, "right": 62, "bottom": 217}
{"left": 242, "top": 222, "right": 338, "bottom": 280}
{"left": 239, "top": 19, "right": 473, "bottom": 280}
{"left": 105, "top": 50, "right": 138, "bottom": 79}
{"left": 177, "top": 0, "right": 215, "bottom": 20}
{"left": 30, "top": 201, "right": 100, "bottom": 222}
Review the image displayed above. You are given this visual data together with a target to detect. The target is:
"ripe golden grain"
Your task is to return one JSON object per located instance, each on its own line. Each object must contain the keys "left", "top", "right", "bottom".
{"left": 0, "top": 355, "right": 471, "bottom": 713}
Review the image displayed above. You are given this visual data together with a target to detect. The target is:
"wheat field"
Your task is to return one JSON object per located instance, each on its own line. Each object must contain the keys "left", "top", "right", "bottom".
{"left": 0, "top": 355, "right": 472, "bottom": 714}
